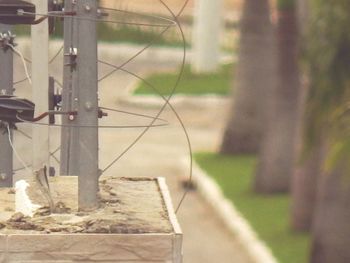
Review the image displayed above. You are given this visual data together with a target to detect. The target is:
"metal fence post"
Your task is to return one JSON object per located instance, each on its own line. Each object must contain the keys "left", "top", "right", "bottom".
{"left": 60, "top": 0, "right": 80, "bottom": 176}
{"left": 31, "top": 0, "right": 50, "bottom": 173}
{"left": 0, "top": 24, "right": 14, "bottom": 187}
{"left": 76, "top": 0, "right": 99, "bottom": 210}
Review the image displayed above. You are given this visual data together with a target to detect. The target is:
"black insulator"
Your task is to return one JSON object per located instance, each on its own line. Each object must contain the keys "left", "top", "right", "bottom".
{"left": 0, "top": 95, "right": 35, "bottom": 123}
{"left": 0, "top": 0, "right": 36, "bottom": 25}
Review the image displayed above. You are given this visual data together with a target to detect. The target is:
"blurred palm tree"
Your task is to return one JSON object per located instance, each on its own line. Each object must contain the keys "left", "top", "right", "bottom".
{"left": 255, "top": 0, "right": 302, "bottom": 193}
{"left": 220, "top": 0, "right": 276, "bottom": 154}
{"left": 304, "top": 1, "right": 350, "bottom": 262}
{"left": 290, "top": 0, "right": 319, "bottom": 233}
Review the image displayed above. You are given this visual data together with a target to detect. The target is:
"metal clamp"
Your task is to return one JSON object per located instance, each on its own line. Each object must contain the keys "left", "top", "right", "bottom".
{"left": 64, "top": 47, "right": 78, "bottom": 68}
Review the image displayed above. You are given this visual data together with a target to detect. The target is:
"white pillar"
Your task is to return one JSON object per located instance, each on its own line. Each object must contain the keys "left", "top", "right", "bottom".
{"left": 297, "top": 0, "right": 309, "bottom": 34}
{"left": 31, "top": 0, "right": 50, "bottom": 172}
{"left": 192, "top": 0, "right": 223, "bottom": 73}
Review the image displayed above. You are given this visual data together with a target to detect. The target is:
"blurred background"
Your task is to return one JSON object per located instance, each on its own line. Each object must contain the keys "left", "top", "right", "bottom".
{"left": 6, "top": 0, "right": 350, "bottom": 262}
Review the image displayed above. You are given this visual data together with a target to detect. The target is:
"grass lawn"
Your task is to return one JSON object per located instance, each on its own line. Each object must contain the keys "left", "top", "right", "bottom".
{"left": 134, "top": 63, "right": 233, "bottom": 95}
{"left": 14, "top": 22, "right": 186, "bottom": 47}
{"left": 195, "top": 153, "right": 311, "bottom": 263}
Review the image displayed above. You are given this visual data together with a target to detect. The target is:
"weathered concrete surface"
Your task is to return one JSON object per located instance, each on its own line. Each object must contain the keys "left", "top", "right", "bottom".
{"left": 0, "top": 178, "right": 173, "bottom": 234}
{"left": 0, "top": 178, "right": 182, "bottom": 263}
{"left": 3, "top": 234, "right": 175, "bottom": 262}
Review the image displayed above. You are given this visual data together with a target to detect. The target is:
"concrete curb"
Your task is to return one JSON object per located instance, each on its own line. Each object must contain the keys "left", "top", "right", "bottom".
{"left": 15, "top": 38, "right": 235, "bottom": 65}
{"left": 117, "top": 94, "right": 230, "bottom": 109}
{"left": 113, "top": 59, "right": 232, "bottom": 109}
{"left": 180, "top": 158, "right": 279, "bottom": 263}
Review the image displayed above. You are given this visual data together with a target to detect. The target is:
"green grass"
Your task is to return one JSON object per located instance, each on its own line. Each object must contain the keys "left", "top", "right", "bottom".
{"left": 134, "top": 63, "right": 233, "bottom": 95}
{"left": 194, "top": 153, "right": 311, "bottom": 263}
{"left": 14, "top": 21, "right": 186, "bottom": 47}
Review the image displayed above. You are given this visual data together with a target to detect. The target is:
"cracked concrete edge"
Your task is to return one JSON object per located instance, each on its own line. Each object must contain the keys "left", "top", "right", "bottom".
{"left": 180, "top": 158, "right": 279, "bottom": 263}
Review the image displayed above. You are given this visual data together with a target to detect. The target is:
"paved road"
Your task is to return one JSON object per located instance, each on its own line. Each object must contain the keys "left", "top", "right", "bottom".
{"left": 11, "top": 43, "right": 253, "bottom": 263}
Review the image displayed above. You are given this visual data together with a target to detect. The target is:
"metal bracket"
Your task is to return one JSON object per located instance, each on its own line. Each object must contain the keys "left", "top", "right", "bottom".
{"left": 49, "top": 76, "right": 62, "bottom": 124}
{"left": 98, "top": 108, "right": 108, "bottom": 119}
{"left": 0, "top": 0, "right": 36, "bottom": 25}
{"left": 64, "top": 47, "right": 78, "bottom": 69}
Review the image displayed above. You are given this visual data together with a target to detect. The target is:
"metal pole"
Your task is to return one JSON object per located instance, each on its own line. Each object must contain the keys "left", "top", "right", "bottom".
{"left": 0, "top": 24, "right": 14, "bottom": 187}
{"left": 192, "top": 0, "right": 223, "bottom": 73}
{"left": 60, "top": 0, "right": 80, "bottom": 176}
{"left": 76, "top": 0, "right": 99, "bottom": 210}
{"left": 31, "top": 0, "right": 50, "bottom": 172}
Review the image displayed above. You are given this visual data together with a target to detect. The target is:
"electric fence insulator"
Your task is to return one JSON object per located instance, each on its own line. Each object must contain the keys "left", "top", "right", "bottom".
{"left": 0, "top": 95, "right": 35, "bottom": 124}
{"left": 0, "top": 31, "right": 16, "bottom": 50}
{"left": 0, "top": 0, "right": 36, "bottom": 25}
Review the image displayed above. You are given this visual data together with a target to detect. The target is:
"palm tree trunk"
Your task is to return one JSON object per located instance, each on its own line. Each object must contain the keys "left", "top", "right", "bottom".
{"left": 291, "top": 139, "right": 326, "bottom": 231}
{"left": 304, "top": 0, "right": 350, "bottom": 260}
{"left": 297, "top": 0, "right": 310, "bottom": 34}
{"left": 311, "top": 160, "right": 350, "bottom": 263}
{"left": 220, "top": 0, "right": 276, "bottom": 154}
{"left": 290, "top": 0, "right": 316, "bottom": 232}
{"left": 255, "top": 6, "right": 302, "bottom": 193}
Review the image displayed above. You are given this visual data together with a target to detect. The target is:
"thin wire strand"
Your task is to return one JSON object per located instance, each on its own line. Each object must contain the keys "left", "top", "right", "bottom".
{"left": 100, "top": 106, "right": 168, "bottom": 123}
{"left": 101, "top": 0, "right": 189, "bottom": 178}
{"left": 98, "top": 34, "right": 170, "bottom": 82}
{"left": 100, "top": 0, "right": 191, "bottom": 213}
{"left": 50, "top": 151, "right": 60, "bottom": 164}
{"left": 18, "top": 152, "right": 60, "bottom": 168}
{"left": 99, "top": 57, "right": 192, "bottom": 213}
{"left": 98, "top": 8, "right": 179, "bottom": 82}
{"left": 13, "top": 76, "right": 31, "bottom": 86}
{"left": 7, "top": 125, "right": 32, "bottom": 175}
{"left": 13, "top": 45, "right": 64, "bottom": 86}
{"left": 18, "top": 11, "right": 176, "bottom": 28}
{"left": 54, "top": 78, "right": 63, "bottom": 88}
{"left": 99, "top": 1, "right": 192, "bottom": 213}
{"left": 15, "top": 129, "right": 32, "bottom": 140}
{"left": 7, "top": 43, "right": 32, "bottom": 85}
{"left": 51, "top": 146, "right": 60, "bottom": 155}
{"left": 157, "top": 0, "right": 192, "bottom": 213}
{"left": 11, "top": 48, "right": 31, "bottom": 63}
{"left": 14, "top": 164, "right": 32, "bottom": 173}
{"left": 49, "top": 45, "right": 64, "bottom": 64}
{"left": 98, "top": 7, "right": 177, "bottom": 26}
{"left": 16, "top": 114, "right": 168, "bottom": 129}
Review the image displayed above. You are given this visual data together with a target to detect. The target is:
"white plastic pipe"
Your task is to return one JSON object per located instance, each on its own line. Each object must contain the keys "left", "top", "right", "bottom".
{"left": 192, "top": 0, "right": 223, "bottom": 73}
